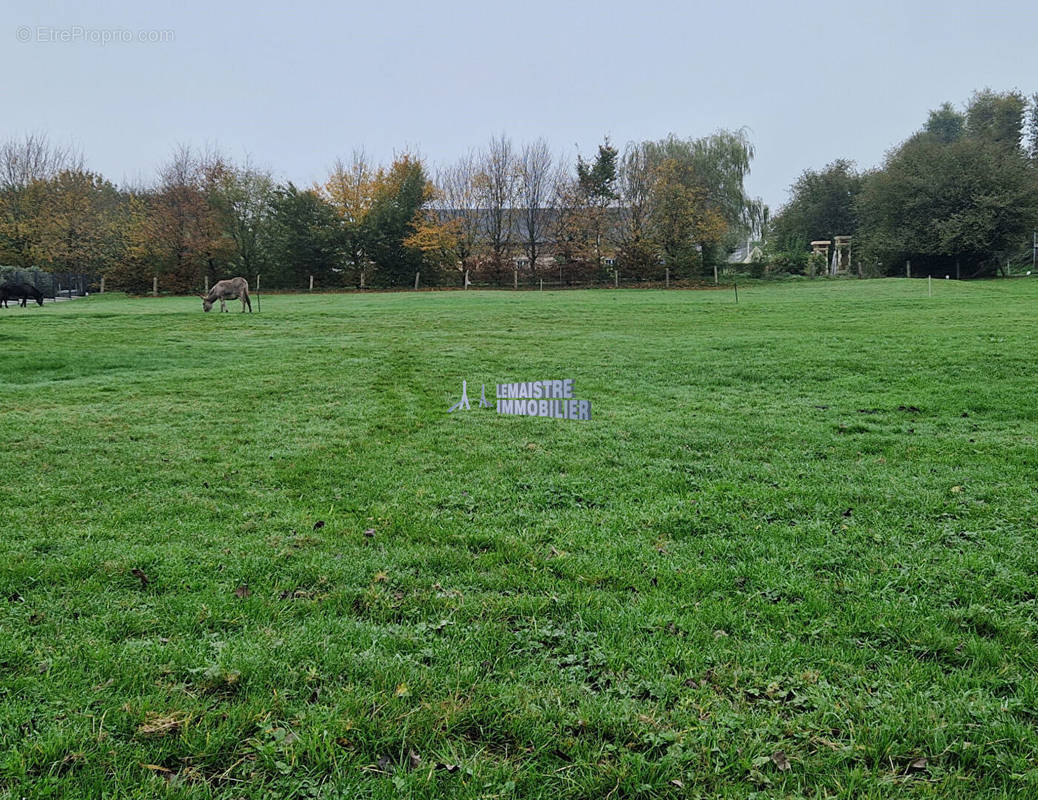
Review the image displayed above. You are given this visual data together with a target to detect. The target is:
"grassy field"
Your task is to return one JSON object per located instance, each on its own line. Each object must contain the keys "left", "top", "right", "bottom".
{"left": 1, "top": 279, "right": 1036, "bottom": 799}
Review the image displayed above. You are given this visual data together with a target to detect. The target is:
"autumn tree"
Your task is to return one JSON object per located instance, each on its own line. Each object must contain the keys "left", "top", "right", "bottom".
{"left": 638, "top": 131, "right": 760, "bottom": 270}
{"left": 117, "top": 146, "right": 235, "bottom": 293}
{"left": 365, "top": 154, "right": 433, "bottom": 286}
{"left": 320, "top": 151, "right": 379, "bottom": 286}
{"left": 405, "top": 201, "right": 466, "bottom": 281}
{"left": 648, "top": 159, "right": 727, "bottom": 274}
{"left": 0, "top": 134, "right": 79, "bottom": 266}
{"left": 35, "top": 169, "right": 127, "bottom": 280}
{"left": 433, "top": 154, "right": 482, "bottom": 274}
{"left": 555, "top": 140, "right": 618, "bottom": 281}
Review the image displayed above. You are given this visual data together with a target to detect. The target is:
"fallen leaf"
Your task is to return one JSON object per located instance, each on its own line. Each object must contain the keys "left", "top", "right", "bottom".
{"left": 373, "top": 571, "right": 389, "bottom": 584}
{"left": 908, "top": 756, "right": 928, "bottom": 771}
{"left": 131, "top": 568, "right": 149, "bottom": 587}
{"left": 395, "top": 682, "right": 410, "bottom": 697}
{"left": 439, "top": 763, "right": 460, "bottom": 773}
{"left": 313, "top": 520, "right": 325, "bottom": 530}
{"left": 771, "top": 750, "right": 791, "bottom": 771}
{"left": 376, "top": 755, "right": 393, "bottom": 774}
{"left": 363, "top": 528, "right": 375, "bottom": 537}
{"left": 951, "top": 486, "right": 963, "bottom": 494}
{"left": 234, "top": 584, "right": 251, "bottom": 598}
{"left": 408, "top": 749, "right": 422, "bottom": 770}
{"left": 137, "top": 711, "right": 189, "bottom": 737}
{"left": 670, "top": 779, "right": 685, "bottom": 788}
{"left": 141, "top": 763, "right": 172, "bottom": 773}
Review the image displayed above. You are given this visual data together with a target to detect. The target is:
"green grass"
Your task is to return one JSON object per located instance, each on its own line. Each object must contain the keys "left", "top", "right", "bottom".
{"left": 1, "top": 279, "right": 1036, "bottom": 799}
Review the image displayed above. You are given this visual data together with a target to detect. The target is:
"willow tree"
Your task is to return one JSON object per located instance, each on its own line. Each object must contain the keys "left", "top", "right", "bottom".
{"left": 639, "top": 130, "right": 761, "bottom": 271}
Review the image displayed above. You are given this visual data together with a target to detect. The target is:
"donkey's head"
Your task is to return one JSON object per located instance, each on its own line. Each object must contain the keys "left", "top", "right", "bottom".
{"left": 201, "top": 295, "right": 214, "bottom": 312}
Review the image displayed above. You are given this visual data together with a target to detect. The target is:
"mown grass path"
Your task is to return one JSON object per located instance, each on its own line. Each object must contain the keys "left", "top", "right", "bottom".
{"left": 1, "top": 280, "right": 1036, "bottom": 798}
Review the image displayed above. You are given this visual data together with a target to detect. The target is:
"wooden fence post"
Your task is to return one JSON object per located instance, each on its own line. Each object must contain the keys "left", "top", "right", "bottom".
{"left": 100, "top": 276, "right": 105, "bottom": 294}
{"left": 152, "top": 277, "right": 158, "bottom": 297}
{"left": 614, "top": 270, "right": 618, "bottom": 288}
{"left": 309, "top": 274, "right": 314, "bottom": 291}
{"left": 713, "top": 265, "right": 718, "bottom": 285}
{"left": 665, "top": 268, "right": 669, "bottom": 288}
{"left": 513, "top": 269, "right": 518, "bottom": 289}
{"left": 205, "top": 275, "right": 209, "bottom": 293}
{"left": 360, "top": 271, "right": 365, "bottom": 289}
{"left": 414, "top": 272, "right": 420, "bottom": 290}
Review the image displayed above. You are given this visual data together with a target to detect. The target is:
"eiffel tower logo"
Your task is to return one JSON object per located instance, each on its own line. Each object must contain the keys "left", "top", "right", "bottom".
{"left": 447, "top": 380, "right": 471, "bottom": 413}
{"left": 448, "top": 381, "right": 491, "bottom": 412}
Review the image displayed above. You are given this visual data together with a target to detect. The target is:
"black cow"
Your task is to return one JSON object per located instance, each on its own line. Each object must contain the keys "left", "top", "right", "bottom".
{"left": 0, "top": 282, "right": 44, "bottom": 308}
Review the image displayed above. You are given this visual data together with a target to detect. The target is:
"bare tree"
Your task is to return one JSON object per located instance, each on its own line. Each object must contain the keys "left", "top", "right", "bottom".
{"left": 0, "top": 133, "right": 81, "bottom": 265}
{"left": 126, "top": 144, "right": 233, "bottom": 292}
{"left": 614, "top": 141, "right": 658, "bottom": 277}
{"left": 517, "top": 139, "right": 562, "bottom": 277}
{"left": 434, "top": 151, "right": 481, "bottom": 273}
{"left": 474, "top": 134, "right": 519, "bottom": 285}
{"left": 0, "top": 133, "right": 80, "bottom": 191}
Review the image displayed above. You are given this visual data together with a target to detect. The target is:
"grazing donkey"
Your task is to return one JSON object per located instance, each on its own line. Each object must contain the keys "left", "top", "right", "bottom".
{"left": 202, "top": 277, "right": 252, "bottom": 313}
{"left": 0, "top": 282, "right": 44, "bottom": 308}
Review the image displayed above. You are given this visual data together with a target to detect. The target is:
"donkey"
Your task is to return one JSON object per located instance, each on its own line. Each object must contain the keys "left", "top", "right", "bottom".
{"left": 202, "top": 277, "right": 252, "bottom": 313}
{"left": 0, "top": 282, "right": 44, "bottom": 308}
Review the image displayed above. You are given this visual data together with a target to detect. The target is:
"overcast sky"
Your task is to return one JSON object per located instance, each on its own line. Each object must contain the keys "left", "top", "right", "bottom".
{"left": 3, "top": 0, "right": 1035, "bottom": 211}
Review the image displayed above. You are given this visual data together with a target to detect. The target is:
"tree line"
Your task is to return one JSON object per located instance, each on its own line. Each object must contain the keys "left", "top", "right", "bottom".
{"left": 0, "top": 132, "right": 764, "bottom": 292}
{"left": 769, "top": 89, "right": 1038, "bottom": 277}
{"left": 5, "top": 89, "right": 1033, "bottom": 293}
